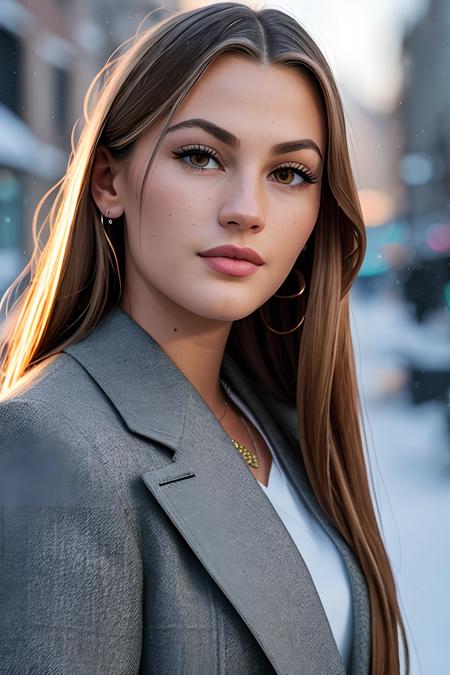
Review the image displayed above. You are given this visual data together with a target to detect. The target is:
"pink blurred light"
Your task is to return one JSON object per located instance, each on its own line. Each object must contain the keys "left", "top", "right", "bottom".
{"left": 426, "top": 223, "right": 450, "bottom": 252}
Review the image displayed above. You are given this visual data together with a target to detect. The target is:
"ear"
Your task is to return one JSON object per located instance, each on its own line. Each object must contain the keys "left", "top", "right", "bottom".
{"left": 90, "top": 144, "right": 124, "bottom": 219}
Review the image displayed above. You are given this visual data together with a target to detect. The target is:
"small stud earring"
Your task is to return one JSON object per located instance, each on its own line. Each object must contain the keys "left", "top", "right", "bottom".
{"left": 100, "top": 209, "right": 113, "bottom": 226}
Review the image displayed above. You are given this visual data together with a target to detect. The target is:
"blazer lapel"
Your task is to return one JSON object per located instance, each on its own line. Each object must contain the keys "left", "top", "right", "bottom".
{"left": 64, "top": 305, "right": 367, "bottom": 675}
{"left": 220, "top": 356, "right": 372, "bottom": 675}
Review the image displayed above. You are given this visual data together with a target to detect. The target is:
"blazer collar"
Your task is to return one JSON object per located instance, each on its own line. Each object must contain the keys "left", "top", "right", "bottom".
{"left": 65, "top": 305, "right": 191, "bottom": 451}
{"left": 64, "top": 304, "right": 370, "bottom": 675}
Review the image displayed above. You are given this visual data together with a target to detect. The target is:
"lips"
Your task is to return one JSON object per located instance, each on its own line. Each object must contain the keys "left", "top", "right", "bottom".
{"left": 197, "top": 244, "right": 265, "bottom": 266}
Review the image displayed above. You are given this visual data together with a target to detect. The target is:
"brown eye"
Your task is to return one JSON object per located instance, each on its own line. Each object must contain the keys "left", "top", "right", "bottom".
{"left": 172, "top": 145, "right": 222, "bottom": 171}
{"left": 275, "top": 168, "right": 297, "bottom": 185}
{"left": 271, "top": 162, "right": 319, "bottom": 190}
{"left": 190, "top": 153, "right": 209, "bottom": 167}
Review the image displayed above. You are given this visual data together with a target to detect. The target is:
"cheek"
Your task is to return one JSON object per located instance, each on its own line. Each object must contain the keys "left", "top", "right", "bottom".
{"left": 141, "top": 166, "right": 212, "bottom": 231}
{"left": 277, "top": 191, "right": 320, "bottom": 252}
{"left": 300, "top": 185, "right": 321, "bottom": 226}
{"left": 124, "top": 179, "right": 183, "bottom": 245}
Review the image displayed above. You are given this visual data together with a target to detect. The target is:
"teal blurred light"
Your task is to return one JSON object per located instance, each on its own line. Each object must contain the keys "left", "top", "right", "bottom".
{"left": 358, "top": 220, "right": 406, "bottom": 277}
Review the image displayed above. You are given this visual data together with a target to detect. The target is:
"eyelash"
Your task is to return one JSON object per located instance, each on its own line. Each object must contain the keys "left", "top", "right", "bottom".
{"left": 171, "top": 143, "right": 320, "bottom": 191}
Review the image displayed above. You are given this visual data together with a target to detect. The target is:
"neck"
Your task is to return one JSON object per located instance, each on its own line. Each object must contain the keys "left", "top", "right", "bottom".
{"left": 119, "top": 293, "right": 233, "bottom": 415}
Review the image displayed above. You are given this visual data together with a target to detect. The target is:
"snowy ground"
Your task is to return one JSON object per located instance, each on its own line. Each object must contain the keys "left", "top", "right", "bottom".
{"left": 349, "top": 283, "right": 450, "bottom": 675}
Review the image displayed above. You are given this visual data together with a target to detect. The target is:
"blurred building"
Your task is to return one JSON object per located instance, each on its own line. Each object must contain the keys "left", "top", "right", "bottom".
{"left": 0, "top": 0, "right": 179, "bottom": 298}
{"left": 400, "top": 0, "right": 450, "bottom": 225}
{"left": 343, "top": 83, "right": 406, "bottom": 221}
{"left": 398, "top": 0, "right": 450, "bottom": 319}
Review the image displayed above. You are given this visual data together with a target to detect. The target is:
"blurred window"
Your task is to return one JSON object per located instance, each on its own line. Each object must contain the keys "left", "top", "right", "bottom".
{"left": 0, "top": 28, "right": 22, "bottom": 115}
{"left": 0, "top": 169, "right": 21, "bottom": 249}
{"left": 0, "top": 168, "right": 23, "bottom": 295}
{"left": 53, "top": 65, "right": 70, "bottom": 140}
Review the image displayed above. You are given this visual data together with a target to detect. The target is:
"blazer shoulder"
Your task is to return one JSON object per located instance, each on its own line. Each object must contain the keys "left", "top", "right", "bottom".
{"left": 1, "top": 350, "right": 114, "bottom": 428}
{"left": 2, "top": 350, "right": 96, "bottom": 402}
{"left": 0, "top": 353, "right": 119, "bottom": 507}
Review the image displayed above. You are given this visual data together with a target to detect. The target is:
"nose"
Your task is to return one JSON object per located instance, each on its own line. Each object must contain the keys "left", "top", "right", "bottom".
{"left": 217, "top": 172, "right": 266, "bottom": 232}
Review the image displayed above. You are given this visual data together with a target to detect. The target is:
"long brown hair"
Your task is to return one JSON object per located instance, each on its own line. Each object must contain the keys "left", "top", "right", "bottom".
{"left": 0, "top": 3, "right": 409, "bottom": 672}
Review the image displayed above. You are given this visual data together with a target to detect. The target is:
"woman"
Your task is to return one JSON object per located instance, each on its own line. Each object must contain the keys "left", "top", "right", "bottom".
{"left": 0, "top": 3, "right": 409, "bottom": 674}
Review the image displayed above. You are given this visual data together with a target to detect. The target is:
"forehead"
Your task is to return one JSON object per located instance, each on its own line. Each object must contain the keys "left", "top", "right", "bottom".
{"left": 171, "top": 53, "right": 327, "bottom": 153}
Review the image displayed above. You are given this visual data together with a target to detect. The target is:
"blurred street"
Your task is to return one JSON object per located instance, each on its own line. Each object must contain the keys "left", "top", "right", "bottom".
{"left": 350, "top": 282, "right": 450, "bottom": 675}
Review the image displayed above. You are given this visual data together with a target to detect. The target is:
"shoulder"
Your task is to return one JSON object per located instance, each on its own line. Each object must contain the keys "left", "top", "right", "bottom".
{"left": 1, "top": 353, "right": 77, "bottom": 438}
{"left": 1, "top": 350, "right": 118, "bottom": 438}
{"left": 2, "top": 350, "right": 102, "bottom": 408}
{"left": 0, "top": 353, "right": 119, "bottom": 507}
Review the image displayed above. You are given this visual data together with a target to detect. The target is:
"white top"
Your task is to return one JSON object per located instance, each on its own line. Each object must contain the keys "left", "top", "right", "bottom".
{"left": 221, "top": 379, "right": 354, "bottom": 671}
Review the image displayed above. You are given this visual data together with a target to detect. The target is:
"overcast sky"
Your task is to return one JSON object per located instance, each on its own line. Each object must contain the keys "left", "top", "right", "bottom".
{"left": 279, "top": 0, "right": 428, "bottom": 111}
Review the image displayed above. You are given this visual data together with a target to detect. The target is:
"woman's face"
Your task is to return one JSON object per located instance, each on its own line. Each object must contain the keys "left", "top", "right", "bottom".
{"left": 110, "top": 53, "right": 326, "bottom": 325}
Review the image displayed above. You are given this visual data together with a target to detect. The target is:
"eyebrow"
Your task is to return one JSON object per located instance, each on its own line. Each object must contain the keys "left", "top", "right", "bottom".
{"left": 166, "top": 117, "right": 323, "bottom": 162}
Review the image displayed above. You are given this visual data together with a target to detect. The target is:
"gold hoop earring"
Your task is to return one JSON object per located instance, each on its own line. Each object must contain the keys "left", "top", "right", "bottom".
{"left": 258, "top": 268, "right": 306, "bottom": 335}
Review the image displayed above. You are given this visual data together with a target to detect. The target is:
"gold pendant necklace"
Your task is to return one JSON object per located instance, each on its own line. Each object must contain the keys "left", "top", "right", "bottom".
{"left": 218, "top": 390, "right": 260, "bottom": 469}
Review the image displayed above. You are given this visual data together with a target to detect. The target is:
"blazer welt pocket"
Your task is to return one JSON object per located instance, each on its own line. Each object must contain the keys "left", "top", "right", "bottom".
{"left": 158, "top": 470, "right": 196, "bottom": 486}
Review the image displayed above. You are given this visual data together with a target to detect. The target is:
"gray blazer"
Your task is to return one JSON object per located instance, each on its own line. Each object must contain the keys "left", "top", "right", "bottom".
{"left": 0, "top": 305, "right": 371, "bottom": 674}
